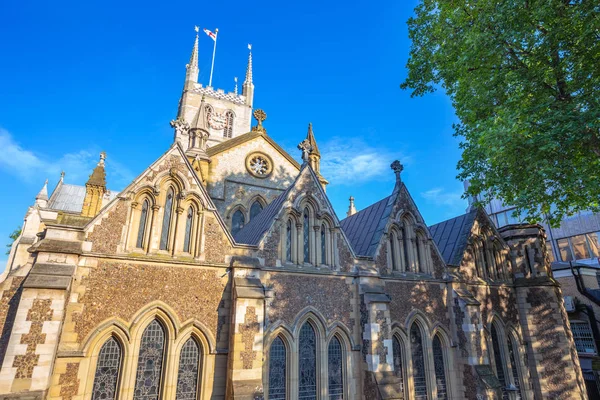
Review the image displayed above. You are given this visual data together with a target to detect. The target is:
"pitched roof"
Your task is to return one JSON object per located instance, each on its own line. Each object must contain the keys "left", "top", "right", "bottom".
{"left": 428, "top": 209, "right": 477, "bottom": 266}
{"left": 339, "top": 195, "right": 395, "bottom": 257}
{"left": 234, "top": 186, "right": 293, "bottom": 245}
{"left": 47, "top": 184, "right": 86, "bottom": 212}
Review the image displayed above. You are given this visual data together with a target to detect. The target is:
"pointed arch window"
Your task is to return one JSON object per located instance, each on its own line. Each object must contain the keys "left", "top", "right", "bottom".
{"left": 134, "top": 320, "right": 166, "bottom": 400}
{"left": 160, "top": 188, "right": 175, "bottom": 251}
{"left": 232, "top": 210, "right": 245, "bottom": 236}
{"left": 250, "top": 200, "right": 263, "bottom": 221}
{"left": 328, "top": 336, "right": 344, "bottom": 399}
{"left": 390, "top": 232, "right": 398, "bottom": 271}
{"left": 183, "top": 207, "right": 194, "bottom": 253}
{"left": 392, "top": 336, "right": 405, "bottom": 394}
{"left": 303, "top": 209, "right": 310, "bottom": 264}
{"left": 136, "top": 199, "right": 150, "bottom": 249}
{"left": 224, "top": 110, "right": 234, "bottom": 138}
{"left": 415, "top": 232, "right": 423, "bottom": 273}
{"left": 92, "top": 337, "right": 122, "bottom": 400}
{"left": 298, "top": 322, "right": 317, "bottom": 399}
{"left": 176, "top": 338, "right": 201, "bottom": 400}
{"left": 507, "top": 336, "right": 523, "bottom": 400}
{"left": 432, "top": 335, "right": 448, "bottom": 400}
{"left": 286, "top": 219, "right": 293, "bottom": 262}
{"left": 321, "top": 224, "right": 327, "bottom": 265}
{"left": 401, "top": 227, "right": 410, "bottom": 272}
{"left": 410, "top": 323, "right": 428, "bottom": 400}
{"left": 491, "top": 324, "right": 509, "bottom": 400}
{"left": 268, "top": 337, "right": 287, "bottom": 400}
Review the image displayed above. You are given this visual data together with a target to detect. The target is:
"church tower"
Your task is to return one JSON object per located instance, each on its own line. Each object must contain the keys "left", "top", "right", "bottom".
{"left": 174, "top": 30, "right": 254, "bottom": 149}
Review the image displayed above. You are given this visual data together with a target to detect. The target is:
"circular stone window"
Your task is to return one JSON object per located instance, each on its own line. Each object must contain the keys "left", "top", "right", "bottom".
{"left": 246, "top": 152, "right": 273, "bottom": 178}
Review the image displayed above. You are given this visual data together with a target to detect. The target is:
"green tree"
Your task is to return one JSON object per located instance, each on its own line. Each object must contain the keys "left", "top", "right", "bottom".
{"left": 401, "top": 0, "right": 600, "bottom": 225}
{"left": 5, "top": 227, "right": 21, "bottom": 256}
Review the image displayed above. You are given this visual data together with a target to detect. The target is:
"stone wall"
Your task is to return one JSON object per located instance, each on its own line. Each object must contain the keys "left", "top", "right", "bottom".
{"left": 386, "top": 280, "right": 450, "bottom": 330}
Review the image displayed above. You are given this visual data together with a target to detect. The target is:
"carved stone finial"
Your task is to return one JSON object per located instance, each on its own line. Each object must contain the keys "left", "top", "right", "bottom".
{"left": 99, "top": 151, "right": 106, "bottom": 166}
{"left": 170, "top": 118, "right": 191, "bottom": 140}
{"left": 391, "top": 160, "right": 404, "bottom": 183}
{"left": 60, "top": 171, "right": 65, "bottom": 182}
{"left": 297, "top": 138, "right": 313, "bottom": 163}
{"left": 347, "top": 196, "right": 357, "bottom": 217}
{"left": 251, "top": 109, "right": 267, "bottom": 134}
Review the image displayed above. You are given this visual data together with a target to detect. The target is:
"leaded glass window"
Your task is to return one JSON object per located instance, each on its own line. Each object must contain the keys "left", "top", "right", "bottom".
{"left": 433, "top": 335, "right": 448, "bottom": 400}
{"left": 269, "top": 337, "right": 286, "bottom": 400}
{"left": 232, "top": 210, "right": 245, "bottom": 236}
{"left": 491, "top": 324, "right": 508, "bottom": 400}
{"left": 176, "top": 338, "right": 201, "bottom": 400}
{"left": 401, "top": 227, "right": 410, "bottom": 272}
{"left": 507, "top": 336, "right": 523, "bottom": 400}
{"left": 286, "top": 219, "right": 293, "bottom": 262}
{"left": 160, "top": 189, "right": 174, "bottom": 250}
{"left": 390, "top": 233, "right": 397, "bottom": 271}
{"left": 134, "top": 320, "right": 166, "bottom": 400}
{"left": 392, "top": 336, "right": 405, "bottom": 394}
{"left": 415, "top": 233, "right": 422, "bottom": 272}
{"left": 183, "top": 207, "right": 194, "bottom": 253}
{"left": 224, "top": 111, "right": 234, "bottom": 138}
{"left": 250, "top": 200, "right": 263, "bottom": 221}
{"left": 410, "top": 323, "right": 428, "bottom": 400}
{"left": 303, "top": 209, "right": 310, "bottom": 264}
{"left": 136, "top": 200, "right": 149, "bottom": 249}
{"left": 328, "top": 336, "right": 343, "bottom": 399}
{"left": 321, "top": 224, "right": 327, "bottom": 265}
{"left": 298, "top": 323, "right": 317, "bottom": 399}
{"left": 92, "top": 337, "right": 122, "bottom": 400}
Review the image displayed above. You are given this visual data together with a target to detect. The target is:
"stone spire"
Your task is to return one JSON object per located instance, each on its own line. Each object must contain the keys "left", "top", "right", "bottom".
{"left": 242, "top": 44, "right": 254, "bottom": 107}
{"left": 298, "top": 123, "right": 328, "bottom": 191}
{"left": 82, "top": 152, "right": 107, "bottom": 217}
{"left": 35, "top": 179, "right": 48, "bottom": 207}
{"left": 347, "top": 196, "right": 357, "bottom": 217}
{"left": 185, "top": 28, "right": 200, "bottom": 89}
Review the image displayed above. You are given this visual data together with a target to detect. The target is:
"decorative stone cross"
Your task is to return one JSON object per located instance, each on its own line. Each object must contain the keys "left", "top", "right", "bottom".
{"left": 251, "top": 109, "right": 267, "bottom": 133}
{"left": 298, "top": 139, "right": 313, "bottom": 163}
{"left": 391, "top": 160, "right": 404, "bottom": 183}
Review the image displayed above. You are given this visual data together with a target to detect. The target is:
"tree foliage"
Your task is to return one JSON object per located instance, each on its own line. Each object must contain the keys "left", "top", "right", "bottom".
{"left": 401, "top": 0, "right": 600, "bottom": 226}
{"left": 5, "top": 227, "right": 21, "bottom": 256}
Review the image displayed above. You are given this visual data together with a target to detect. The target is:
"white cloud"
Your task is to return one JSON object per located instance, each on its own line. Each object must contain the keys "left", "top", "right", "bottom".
{"left": 421, "top": 187, "right": 467, "bottom": 212}
{"left": 319, "top": 137, "right": 411, "bottom": 184}
{"left": 0, "top": 128, "right": 133, "bottom": 189}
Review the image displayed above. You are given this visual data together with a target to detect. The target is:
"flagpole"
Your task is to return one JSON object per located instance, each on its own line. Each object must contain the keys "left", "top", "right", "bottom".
{"left": 209, "top": 28, "right": 218, "bottom": 87}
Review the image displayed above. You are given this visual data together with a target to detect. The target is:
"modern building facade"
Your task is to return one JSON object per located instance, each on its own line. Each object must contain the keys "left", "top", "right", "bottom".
{"left": 0, "top": 32, "right": 588, "bottom": 400}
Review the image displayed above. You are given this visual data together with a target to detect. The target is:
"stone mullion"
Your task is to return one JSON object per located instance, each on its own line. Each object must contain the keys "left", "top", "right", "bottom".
{"left": 296, "top": 223, "right": 303, "bottom": 265}
{"left": 146, "top": 205, "right": 160, "bottom": 253}
{"left": 169, "top": 206, "right": 183, "bottom": 255}
{"left": 313, "top": 225, "right": 320, "bottom": 266}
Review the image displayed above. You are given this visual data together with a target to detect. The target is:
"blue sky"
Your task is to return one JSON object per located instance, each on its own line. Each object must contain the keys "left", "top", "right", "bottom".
{"left": 0, "top": 0, "right": 467, "bottom": 267}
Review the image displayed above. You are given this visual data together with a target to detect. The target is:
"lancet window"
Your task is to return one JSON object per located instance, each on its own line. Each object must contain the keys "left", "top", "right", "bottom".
{"left": 298, "top": 323, "right": 317, "bottom": 399}
{"left": 392, "top": 336, "right": 405, "bottom": 394}
{"left": 183, "top": 207, "right": 194, "bottom": 253}
{"left": 92, "top": 337, "right": 122, "bottom": 400}
{"left": 401, "top": 226, "right": 410, "bottom": 271}
{"left": 269, "top": 337, "right": 287, "bottom": 400}
{"left": 133, "top": 320, "right": 166, "bottom": 400}
{"left": 303, "top": 209, "right": 311, "bottom": 264}
{"left": 175, "top": 338, "right": 201, "bottom": 400}
{"left": 250, "top": 200, "right": 263, "bottom": 221}
{"left": 415, "top": 231, "right": 424, "bottom": 272}
{"left": 432, "top": 335, "right": 448, "bottom": 400}
{"left": 328, "top": 336, "right": 344, "bottom": 399}
{"left": 286, "top": 219, "right": 293, "bottom": 262}
{"left": 491, "top": 324, "right": 509, "bottom": 400}
{"left": 321, "top": 224, "right": 327, "bottom": 265}
{"left": 410, "top": 323, "right": 428, "bottom": 400}
{"left": 232, "top": 209, "right": 245, "bottom": 236}
{"left": 136, "top": 199, "right": 150, "bottom": 249}
{"left": 507, "top": 335, "right": 523, "bottom": 400}
{"left": 160, "top": 188, "right": 175, "bottom": 251}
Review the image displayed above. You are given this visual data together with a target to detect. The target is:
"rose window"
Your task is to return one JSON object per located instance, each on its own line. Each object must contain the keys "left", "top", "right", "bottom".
{"left": 246, "top": 152, "right": 273, "bottom": 178}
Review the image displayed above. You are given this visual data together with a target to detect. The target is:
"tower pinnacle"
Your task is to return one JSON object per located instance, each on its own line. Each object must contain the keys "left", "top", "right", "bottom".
{"left": 35, "top": 179, "right": 48, "bottom": 207}
{"left": 185, "top": 27, "right": 200, "bottom": 88}
{"left": 242, "top": 44, "right": 254, "bottom": 107}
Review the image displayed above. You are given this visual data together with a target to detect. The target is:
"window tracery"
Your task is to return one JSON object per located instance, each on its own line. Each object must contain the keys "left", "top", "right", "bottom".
{"left": 269, "top": 337, "right": 287, "bottom": 400}
{"left": 160, "top": 188, "right": 175, "bottom": 251}
{"left": 328, "top": 336, "right": 344, "bottom": 399}
{"left": 136, "top": 199, "right": 150, "bottom": 249}
{"left": 392, "top": 336, "right": 405, "bottom": 394}
{"left": 133, "top": 320, "right": 166, "bottom": 400}
{"left": 175, "top": 338, "right": 201, "bottom": 400}
{"left": 92, "top": 337, "right": 122, "bottom": 400}
{"left": 432, "top": 335, "right": 448, "bottom": 400}
{"left": 232, "top": 209, "right": 245, "bottom": 236}
{"left": 298, "top": 322, "right": 317, "bottom": 399}
{"left": 410, "top": 323, "right": 428, "bottom": 400}
{"left": 183, "top": 207, "right": 194, "bottom": 253}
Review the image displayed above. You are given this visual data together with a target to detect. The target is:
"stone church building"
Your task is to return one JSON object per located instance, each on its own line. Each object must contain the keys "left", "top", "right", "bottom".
{"left": 0, "top": 32, "right": 589, "bottom": 400}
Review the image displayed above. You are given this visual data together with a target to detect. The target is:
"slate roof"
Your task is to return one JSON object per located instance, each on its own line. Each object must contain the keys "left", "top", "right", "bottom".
{"left": 234, "top": 186, "right": 293, "bottom": 245}
{"left": 339, "top": 195, "right": 394, "bottom": 257}
{"left": 47, "top": 183, "right": 118, "bottom": 213}
{"left": 428, "top": 209, "right": 477, "bottom": 266}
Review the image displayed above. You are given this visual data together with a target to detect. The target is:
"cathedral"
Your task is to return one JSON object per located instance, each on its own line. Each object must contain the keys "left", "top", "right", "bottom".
{"left": 0, "top": 31, "right": 588, "bottom": 400}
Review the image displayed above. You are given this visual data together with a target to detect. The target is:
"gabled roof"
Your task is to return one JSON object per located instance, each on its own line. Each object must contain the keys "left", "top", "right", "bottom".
{"left": 339, "top": 195, "right": 394, "bottom": 257}
{"left": 206, "top": 131, "right": 301, "bottom": 170}
{"left": 47, "top": 183, "right": 119, "bottom": 213}
{"left": 234, "top": 186, "right": 293, "bottom": 245}
{"left": 428, "top": 209, "right": 477, "bottom": 266}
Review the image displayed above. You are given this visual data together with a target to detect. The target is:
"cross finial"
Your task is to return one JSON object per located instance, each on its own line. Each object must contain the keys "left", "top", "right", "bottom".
{"left": 298, "top": 139, "right": 313, "bottom": 163}
{"left": 251, "top": 109, "right": 267, "bottom": 134}
{"left": 391, "top": 160, "right": 403, "bottom": 183}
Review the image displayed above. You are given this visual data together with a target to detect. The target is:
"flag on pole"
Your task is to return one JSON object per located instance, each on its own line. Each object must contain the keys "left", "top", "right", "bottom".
{"left": 203, "top": 28, "right": 217, "bottom": 41}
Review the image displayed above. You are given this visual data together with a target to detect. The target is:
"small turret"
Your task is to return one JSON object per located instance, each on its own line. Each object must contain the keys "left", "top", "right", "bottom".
{"left": 81, "top": 152, "right": 107, "bottom": 218}
{"left": 347, "top": 196, "right": 357, "bottom": 217}
{"left": 298, "top": 123, "right": 328, "bottom": 191}
{"left": 242, "top": 45, "right": 254, "bottom": 107}
{"left": 35, "top": 179, "right": 48, "bottom": 208}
